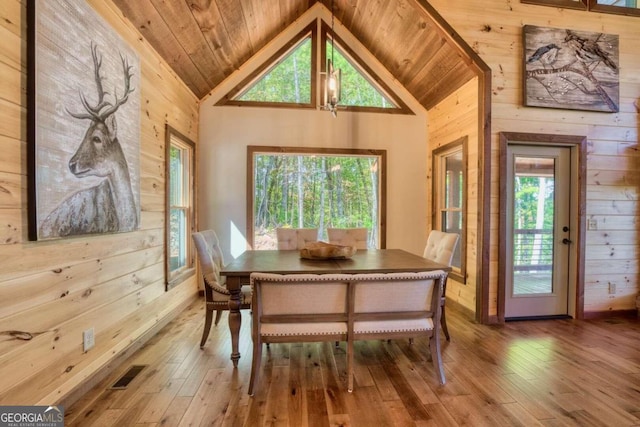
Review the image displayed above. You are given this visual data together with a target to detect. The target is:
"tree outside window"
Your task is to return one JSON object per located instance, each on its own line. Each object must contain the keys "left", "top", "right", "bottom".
{"left": 248, "top": 146, "right": 386, "bottom": 250}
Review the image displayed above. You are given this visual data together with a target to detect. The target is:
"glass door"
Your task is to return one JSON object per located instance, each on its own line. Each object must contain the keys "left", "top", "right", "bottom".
{"left": 505, "top": 145, "right": 571, "bottom": 318}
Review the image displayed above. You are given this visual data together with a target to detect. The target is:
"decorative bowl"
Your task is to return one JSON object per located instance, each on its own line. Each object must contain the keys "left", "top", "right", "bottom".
{"left": 300, "top": 241, "right": 357, "bottom": 260}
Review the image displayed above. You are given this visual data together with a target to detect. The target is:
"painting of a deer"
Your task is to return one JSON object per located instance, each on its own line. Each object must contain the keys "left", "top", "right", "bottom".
{"left": 39, "top": 43, "right": 138, "bottom": 238}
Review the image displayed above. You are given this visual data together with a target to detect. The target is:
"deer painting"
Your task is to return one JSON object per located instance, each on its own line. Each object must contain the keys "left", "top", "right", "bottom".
{"left": 39, "top": 43, "right": 138, "bottom": 238}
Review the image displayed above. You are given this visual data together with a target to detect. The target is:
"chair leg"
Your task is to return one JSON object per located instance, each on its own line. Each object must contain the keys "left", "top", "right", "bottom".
{"left": 347, "top": 337, "right": 354, "bottom": 392}
{"left": 248, "top": 340, "right": 263, "bottom": 396}
{"left": 200, "top": 306, "right": 214, "bottom": 348}
{"left": 441, "top": 305, "right": 450, "bottom": 341}
{"left": 214, "top": 310, "right": 223, "bottom": 326}
{"left": 429, "top": 335, "right": 446, "bottom": 385}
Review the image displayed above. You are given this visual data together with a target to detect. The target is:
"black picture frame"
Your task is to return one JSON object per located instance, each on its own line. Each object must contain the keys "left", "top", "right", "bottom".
{"left": 27, "top": 0, "right": 141, "bottom": 241}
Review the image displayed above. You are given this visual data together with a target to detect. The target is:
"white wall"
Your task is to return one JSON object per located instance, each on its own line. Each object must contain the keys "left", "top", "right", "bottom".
{"left": 198, "top": 105, "right": 429, "bottom": 262}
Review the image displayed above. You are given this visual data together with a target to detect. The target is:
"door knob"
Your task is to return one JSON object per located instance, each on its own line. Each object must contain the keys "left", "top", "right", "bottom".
{"left": 562, "top": 238, "right": 572, "bottom": 244}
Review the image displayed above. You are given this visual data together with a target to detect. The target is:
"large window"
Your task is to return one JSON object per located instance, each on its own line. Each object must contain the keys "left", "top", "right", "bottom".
{"left": 433, "top": 137, "right": 467, "bottom": 283}
{"left": 248, "top": 146, "right": 386, "bottom": 249}
{"left": 165, "top": 126, "right": 196, "bottom": 290}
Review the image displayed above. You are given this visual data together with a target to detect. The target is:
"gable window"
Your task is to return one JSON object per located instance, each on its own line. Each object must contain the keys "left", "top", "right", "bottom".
{"left": 248, "top": 146, "right": 387, "bottom": 249}
{"left": 165, "top": 126, "right": 196, "bottom": 290}
{"left": 218, "top": 19, "right": 412, "bottom": 114}
{"left": 237, "top": 36, "right": 313, "bottom": 104}
{"left": 433, "top": 137, "right": 467, "bottom": 283}
{"left": 320, "top": 24, "right": 410, "bottom": 113}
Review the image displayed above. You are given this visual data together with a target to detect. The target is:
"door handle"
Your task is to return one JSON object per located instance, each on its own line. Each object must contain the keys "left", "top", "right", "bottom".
{"left": 562, "top": 238, "right": 572, "bottom": 244}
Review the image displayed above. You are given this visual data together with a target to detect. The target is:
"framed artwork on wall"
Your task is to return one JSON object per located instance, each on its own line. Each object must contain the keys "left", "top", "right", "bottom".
{"left": 523, "top": 25, "right": 619, "bottom": 112}
{"left": 27, "top": 0, "right": 141, "bottom": 241}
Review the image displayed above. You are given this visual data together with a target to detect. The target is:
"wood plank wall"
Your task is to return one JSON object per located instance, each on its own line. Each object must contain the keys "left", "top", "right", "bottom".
{"left": 429, "top": 0, "right": 640, "bottom": 315}
{"left": 0, "top": 0, "right": 199, "bottom": 404}
{"left": 428, "top": 78, "right": 480, "bottom": 314}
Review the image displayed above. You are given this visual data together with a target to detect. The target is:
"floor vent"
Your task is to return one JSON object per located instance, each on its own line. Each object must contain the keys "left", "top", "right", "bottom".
{"left": 110, "top": 365, "right": 147, "bottom": 389}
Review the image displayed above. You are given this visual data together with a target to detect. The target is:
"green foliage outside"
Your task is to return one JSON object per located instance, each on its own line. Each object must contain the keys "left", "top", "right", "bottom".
{"left": 254, "top": 154, "right": 380, "bottom": 249}
{"left": 239, "top": 38, "right": 312, "bottom": 104}
{"left": 329, "top": 41, "right": 395, "bottom": 108}
{"left": 513, "top": 176, "right": 554, "bottom": 267}
{"left": 234, "top": 35, "right": 397, "bottom": 109}
{"left": 169, "top": 145, "right": 185, "bottom": 271}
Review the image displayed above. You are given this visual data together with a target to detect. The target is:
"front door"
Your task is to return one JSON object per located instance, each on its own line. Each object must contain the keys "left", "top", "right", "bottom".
{"left": 505, "top": 145, "right": 572, "bottom": 318}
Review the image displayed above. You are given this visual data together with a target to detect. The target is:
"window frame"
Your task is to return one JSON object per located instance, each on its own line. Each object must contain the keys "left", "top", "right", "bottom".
{"left": 320, "top": 22, "right": 413, "bottom": 115}
{"left": 432, "top": 136, "right": 467, "bottom": 283}
{"left": 165, "top": 125, "right": 196, "bottom": 291}
{"left": 217, "top": 22, "right": 318, "bottom": 109}
{"left": 247, "top": 145, "right": 387, "bottom": 249}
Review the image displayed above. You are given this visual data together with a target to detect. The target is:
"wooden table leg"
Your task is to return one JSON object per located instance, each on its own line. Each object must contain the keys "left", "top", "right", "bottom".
{"left": 226, "top": 277, "right": 242, "bottom": 367}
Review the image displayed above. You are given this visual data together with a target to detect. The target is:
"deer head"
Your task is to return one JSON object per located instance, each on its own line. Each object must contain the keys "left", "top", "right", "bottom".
{"left": 67, "top": 42, "right": 134, "bottom": 178}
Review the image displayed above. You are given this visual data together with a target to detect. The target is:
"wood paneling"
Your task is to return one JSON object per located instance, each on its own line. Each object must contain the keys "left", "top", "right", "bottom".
{"left": 110, "top": 0, "right": 477, "bottom": 109}
{"left": 0, "top": 0, "right": 199, "bottom": 405}
{"left": 429, "top": 0, "right": 640, "bottom": 316}
{"left": 428, "top": 78, "right": 479, "bottom": 314}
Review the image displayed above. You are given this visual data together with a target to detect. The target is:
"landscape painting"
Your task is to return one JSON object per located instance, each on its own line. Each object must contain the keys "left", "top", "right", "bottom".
{"left": 28, "top": 0, "right": 141, "bottom": 240}
{"left": 523, "top": 25, "right": 619, "bottom": 112}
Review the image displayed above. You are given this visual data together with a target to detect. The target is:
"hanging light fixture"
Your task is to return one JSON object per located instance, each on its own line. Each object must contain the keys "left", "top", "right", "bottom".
{"left": 324, "top": 0, "right": 341, "bottom": 117}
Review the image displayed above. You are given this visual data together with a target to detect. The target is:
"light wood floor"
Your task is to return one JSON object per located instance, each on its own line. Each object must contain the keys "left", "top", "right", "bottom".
{"left": 65, "top": 299, "right": 640, "bottom": 426}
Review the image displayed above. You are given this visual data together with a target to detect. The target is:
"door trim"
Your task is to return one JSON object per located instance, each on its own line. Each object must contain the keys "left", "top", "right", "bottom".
{"left": 498, "top": 132, "right": 586, "bottom": 322}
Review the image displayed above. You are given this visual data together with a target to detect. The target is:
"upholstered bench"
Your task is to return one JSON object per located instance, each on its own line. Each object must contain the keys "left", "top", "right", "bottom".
{"left": 248, "top": 270, "right": 448, "bottom": 395}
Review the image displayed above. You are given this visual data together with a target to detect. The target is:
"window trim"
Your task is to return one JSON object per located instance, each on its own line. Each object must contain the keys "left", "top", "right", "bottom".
{"left": 432, "top": 136, "right": 467, "bottom": 284}
{"left": 217, "top": 22, "right": 318, "bottom": 109}
{"left": 320, "top": 22, "right": 413, "bottom": 115}
{"left": 165, "top": 125, "right": 196, "bottom": 291}
{"left": 246, "top": 145, "right": 387, "bottom": 249}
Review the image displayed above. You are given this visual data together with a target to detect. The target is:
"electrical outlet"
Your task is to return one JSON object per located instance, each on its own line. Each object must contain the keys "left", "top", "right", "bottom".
{"left": 83, "top": 327, "right": 95, "bottom": 352}
{"left": 608, "top": 282, "right": 616, "bottom": 295}
{"left": 588, "top": 219, "right": 598, "bottom": 230}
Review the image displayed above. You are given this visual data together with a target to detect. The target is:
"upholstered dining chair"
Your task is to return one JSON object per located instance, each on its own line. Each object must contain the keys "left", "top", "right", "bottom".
{"left": 423, "top": 230, "right": 460, "bottom": 341}
{"left": 192, "top": 230, "right": 251, "bottom": 348}
{"left": 275, "top": 227, "right": 318, "bottom": 250}
{"left": 327, "top": 227, "right": 368, "bottom": 249}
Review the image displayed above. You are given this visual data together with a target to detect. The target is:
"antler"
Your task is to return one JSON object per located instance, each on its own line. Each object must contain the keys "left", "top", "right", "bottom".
{"left": 67, "top": 43, "right": 134, "bottom": 122}
{"left": 99, "top": 53, "right": 134, "bottom": 119}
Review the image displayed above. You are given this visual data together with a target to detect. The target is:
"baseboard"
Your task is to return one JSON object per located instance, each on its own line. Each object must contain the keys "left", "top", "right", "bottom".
{"left": 583, "top": 309, "right": 638, "bottom": 320}
{"left": 446, "top": 298, "right": 476, "bottom": 320}
{"left": 57, "top": 293, "right": 197, "bottom": 410}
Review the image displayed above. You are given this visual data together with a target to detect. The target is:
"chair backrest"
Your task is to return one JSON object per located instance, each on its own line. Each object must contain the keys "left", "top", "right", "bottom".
{"left": 192, "top": 230, "right": 225, "bottom": 284}
{"left": 276, "top": 227, "right": 318, "bottom": 250}
{"left": 249, "top": 270, "right": 447, "bottom": 393}
{"left": 422, "top": 230, "right": 459, "bottom": 266}
{"left": 253, "top": 273, "right": 348, "bottom": 317}
{"left": 250, "top": 270, "right": 445, "bottom": 337}
{"left": 327, "top": 227, "right": 368, "bottom": 249}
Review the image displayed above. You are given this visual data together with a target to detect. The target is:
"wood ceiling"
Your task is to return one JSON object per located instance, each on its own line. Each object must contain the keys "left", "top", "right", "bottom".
{"left": 112, "top": 0, "right": 479, "bottom": 110}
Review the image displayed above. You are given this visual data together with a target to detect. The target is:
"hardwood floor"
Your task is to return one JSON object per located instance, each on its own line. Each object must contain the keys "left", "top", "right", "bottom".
{"left": 65, "top": 299, "right": 640, "bottom": 426}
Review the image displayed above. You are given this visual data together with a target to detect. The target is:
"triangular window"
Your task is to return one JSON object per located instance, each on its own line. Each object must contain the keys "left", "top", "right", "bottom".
{"left": 326, "top": 39, "right": 397, "bottom": 110}
{"left": 238, "top": 37, "right": 312, "bottom": 104}
{"left": 219, "top": 23, "right": 317, "bottom": 108}
{"left": 218, "top": 18, "right": 412, "bottom": 115}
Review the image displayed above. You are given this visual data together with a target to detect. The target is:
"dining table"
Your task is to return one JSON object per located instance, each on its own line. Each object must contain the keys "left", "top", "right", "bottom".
{"left": 220, "top": 248, "right": 451, "bottom": 366}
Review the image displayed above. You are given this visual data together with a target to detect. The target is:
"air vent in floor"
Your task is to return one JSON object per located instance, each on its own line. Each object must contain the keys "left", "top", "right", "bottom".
{"left": 110, "top": 365, "right": 147, "bottom": 389}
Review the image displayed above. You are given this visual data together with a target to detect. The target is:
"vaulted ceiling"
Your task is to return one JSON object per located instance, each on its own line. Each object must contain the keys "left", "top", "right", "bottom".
{"left": 112, "top": 0, "right": 479, "bottom": 110}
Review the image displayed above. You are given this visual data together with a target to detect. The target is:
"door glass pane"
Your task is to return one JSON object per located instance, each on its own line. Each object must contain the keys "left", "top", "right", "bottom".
{"left": 512, "top": 156, "right": 555, "bottom": 295}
